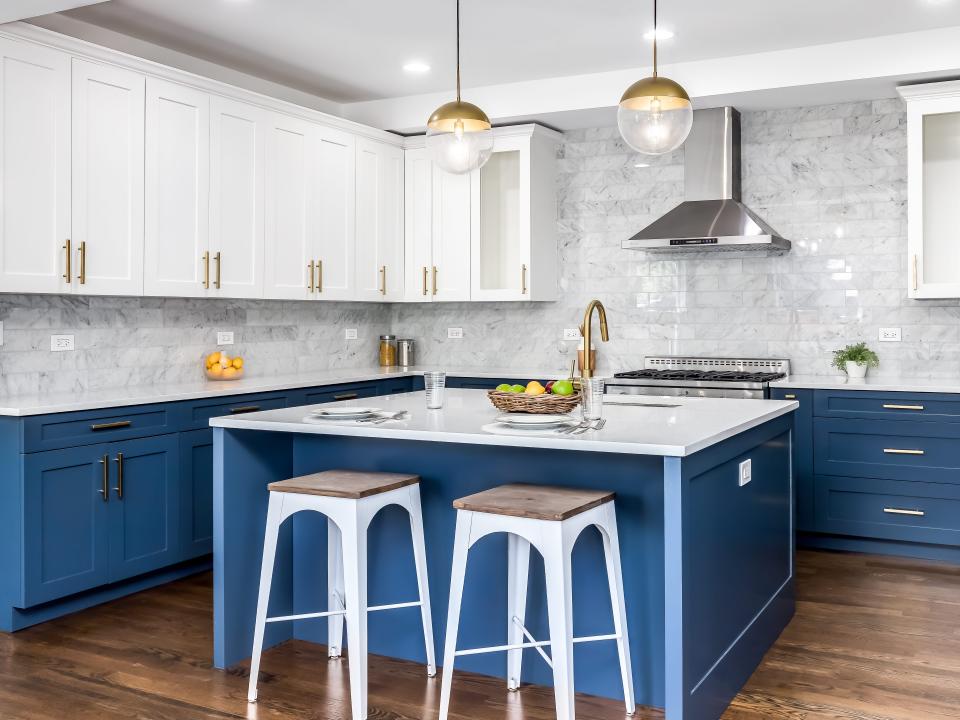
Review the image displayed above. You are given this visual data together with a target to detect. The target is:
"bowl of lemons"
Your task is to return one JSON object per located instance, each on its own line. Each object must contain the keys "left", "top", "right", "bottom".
{"left": 205, "top": 351, "right": 245, "bottom": 381}
{"left": 487, "top": 379, "right": 581, "bottom": 414}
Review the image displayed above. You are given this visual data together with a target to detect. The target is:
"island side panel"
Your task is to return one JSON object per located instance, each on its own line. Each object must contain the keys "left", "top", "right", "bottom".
{"left": 289, "top": 435, "right": 668, "bottom": 709}
{"left": 213, "top": 427, "right": 295, "bottom": 669}
{"left": 664, "top": 415, "right": 794, "bottom": 720}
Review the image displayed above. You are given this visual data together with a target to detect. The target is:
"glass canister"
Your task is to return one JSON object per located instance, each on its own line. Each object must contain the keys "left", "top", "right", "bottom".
{"left": 379, "top": 335, "right": 398, "bottom": 367}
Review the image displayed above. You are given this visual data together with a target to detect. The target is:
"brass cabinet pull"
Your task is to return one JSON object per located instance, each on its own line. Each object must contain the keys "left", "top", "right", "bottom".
{"left": 229, "top": 405, "right": 260, "bottom": 414}
{"left": 214, "top": 251, "right": 222, "bottom": 289}
{"left": 883, "top": 448, "right": 925, "bottom": 455}
{"left": 431, "top": 266, "right": 438, "bottom": 296}
{"left": 113, "top": 453, "right": 123, "bottom": 499}
{"left": 521, "top": 264, "right": 527, "bottom": 295}
{"left": 912, "top": 254, "right": 918, "bottom": 292}
{"left": 90, "top": 420, "right": 132, "bottom": 431}
{"left": 380, "top": 265, "right": 387, "bottom": 295}
{"left": 784, "top": 394, "right": 797, "bottom": 400}
{"left": 98, "top": 454, "right": 109, "bottom": 502}
{"left": 78, "top": 241, "right": 87, "bottom": 285}
{"left": 882, "top": 404, "right": 924, "bottom": 411}
{"left": 422, "top": 266, "right": 428, "bottom": 296}
{"left": 63, "top": 239, "right": 72, "bottom": 283}
{"left": 883, "top": 507, "right": 925, "bottom": 517}
{"left": 317, "top": 259, "right": 323, "bottom": 293}
{"left": 333, "top": 392, "right": 358, "bottom": 401}
{"left": 202, "top": 251, "right": 210, "bottom": 289}
{"left": 308, "top": 260, "right": 315, "bottom": 292}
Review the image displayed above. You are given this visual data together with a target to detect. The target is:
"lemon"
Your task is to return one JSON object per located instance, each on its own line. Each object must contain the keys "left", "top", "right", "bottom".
{"left": 206, "top": 351, "right": 221, "bottom": 368}
{"left": 208, "top": 364, "right": 223, "bottom": 378}
{"left": 232, "top": 357, "right": 244, "bottom": 369}
{"left": 222, "top": 366, "right": 238, "bottom": 379}
{"left": 525, "top": 381, "right": 546, "bottom": 396}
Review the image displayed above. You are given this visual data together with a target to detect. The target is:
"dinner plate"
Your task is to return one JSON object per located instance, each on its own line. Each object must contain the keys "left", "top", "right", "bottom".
{"left": 495, "top": 413, "right": 575, "bottom": 428}
{"left": 310, "top": 406, "right": 381, "bottom": 419}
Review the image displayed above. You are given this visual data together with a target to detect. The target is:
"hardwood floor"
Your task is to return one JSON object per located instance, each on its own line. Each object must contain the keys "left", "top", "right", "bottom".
{"left": 0, "top": 549, "right": 957, "bottom": 719}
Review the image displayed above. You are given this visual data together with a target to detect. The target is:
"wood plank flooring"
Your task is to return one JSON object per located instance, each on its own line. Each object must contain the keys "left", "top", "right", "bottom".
{"left": 0, "top": 549, "right": 957, "bottom": 719}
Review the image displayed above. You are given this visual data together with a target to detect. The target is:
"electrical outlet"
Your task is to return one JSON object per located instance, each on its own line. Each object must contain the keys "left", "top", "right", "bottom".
{"left": 447, "top": 327, "right": 464, "bottom": 339}
{"left": 879, "top": 327, "right": 901, "bottom": 342}
{"left": 50, "top": 334, "right": 75, "bottom": 352}
{"left": 738, "top": 459, "right": 752, "bottom": 487}
{"left": 345, "top": 328, "right": 358, "bottom": 340}
{"left": 563, "top": 328, "right": 580, "bottom": 340}
{"left": 217, "top": 331, "right": 234, "bottom": 346}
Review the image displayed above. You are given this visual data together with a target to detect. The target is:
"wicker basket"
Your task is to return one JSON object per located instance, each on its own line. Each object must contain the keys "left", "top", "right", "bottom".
{"left": 487, "top": 390, "right": 582, "bottom": 414}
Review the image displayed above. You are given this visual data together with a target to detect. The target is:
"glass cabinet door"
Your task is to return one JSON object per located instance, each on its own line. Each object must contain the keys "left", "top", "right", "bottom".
{"left": 920, "top": 111, "right": 960, "bottom": 289}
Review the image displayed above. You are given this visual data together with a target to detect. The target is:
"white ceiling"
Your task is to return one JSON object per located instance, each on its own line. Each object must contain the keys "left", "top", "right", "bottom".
{"left": 54, "top": 0, "right": 960, "bottom": 104}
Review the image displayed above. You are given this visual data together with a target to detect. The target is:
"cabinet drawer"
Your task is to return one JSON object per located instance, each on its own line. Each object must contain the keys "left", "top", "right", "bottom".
{"left": 815, "top": 475, "right": 960, "bottom": 546}
{"left": 297, "top": 382, "right": 381, "bottom": 407}
{"left": 23, "top": 404, "right": 178, "bottom": 453}
{"left": 814, "top": 418, "right": 960, "bottom": 483}
{"left": 813, "top": 390, "right": 960, "bottom": 422}
{"left": 184, "top": 393, "right": 288, "bottom": 431}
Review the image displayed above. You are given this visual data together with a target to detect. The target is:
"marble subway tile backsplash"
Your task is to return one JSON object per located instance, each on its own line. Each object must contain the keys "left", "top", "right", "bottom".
{"left": 2, "top": 97, "right": 958, "bottom": 395}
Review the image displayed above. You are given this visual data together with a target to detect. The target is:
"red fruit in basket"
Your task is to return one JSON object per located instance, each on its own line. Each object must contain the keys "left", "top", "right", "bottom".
{"left": 545, "top": 380, "right": 555, "bottom": 393}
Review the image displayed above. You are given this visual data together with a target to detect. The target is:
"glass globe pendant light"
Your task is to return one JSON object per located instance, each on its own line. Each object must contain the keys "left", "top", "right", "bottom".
{"left": 426, "top": 0, "right": 493, "bottom": 174}
{"left": 618, "top": 0, "right": 693, "bottom": 155}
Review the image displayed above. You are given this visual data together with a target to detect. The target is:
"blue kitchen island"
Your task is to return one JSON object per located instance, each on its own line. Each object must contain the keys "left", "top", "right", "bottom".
{"left": 211, "top": 390, "right": 797, "bottom": 720}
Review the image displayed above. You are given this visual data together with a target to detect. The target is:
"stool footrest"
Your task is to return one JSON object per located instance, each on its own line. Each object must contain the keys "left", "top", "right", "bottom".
{"left": 368, "top": 600, "right": 422, "bottom": 612}
{"left": 266, "top": 609, "right": 346, "bottom": 623}
{"left": 454, "top": 633, "right": 621, "bottom": 658}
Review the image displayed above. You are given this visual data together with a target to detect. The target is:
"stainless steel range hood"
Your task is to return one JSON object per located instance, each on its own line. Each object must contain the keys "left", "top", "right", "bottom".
{"left": 622, "top": 107, "right": 790, "bottom": 253}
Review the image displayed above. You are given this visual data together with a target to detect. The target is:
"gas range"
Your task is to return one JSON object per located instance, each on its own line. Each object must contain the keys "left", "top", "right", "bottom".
{"left": 605, "top": 357, "right": 790, "bottom": 400}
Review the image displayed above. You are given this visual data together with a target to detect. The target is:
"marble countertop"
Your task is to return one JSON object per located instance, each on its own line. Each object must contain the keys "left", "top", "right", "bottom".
{"left": 771, "top": 375, "right": 960, "bottom": 394}
{"left": 0, "top": 366, "right": 571, "bottom": 417}
{"left": 209, "top": 389, "right": 798, "bottom": 457}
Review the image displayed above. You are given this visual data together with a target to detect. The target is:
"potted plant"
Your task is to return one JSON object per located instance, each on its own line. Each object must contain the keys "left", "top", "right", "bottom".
{"left": 832, "top": 342, "right": 879, "bottom": 379}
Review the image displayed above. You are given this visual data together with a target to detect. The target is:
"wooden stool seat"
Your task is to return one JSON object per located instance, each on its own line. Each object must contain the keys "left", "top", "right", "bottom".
{"left": 452, "top": 483, "right": 614, "bottom": 521}
{"left": 268, "top": 469, "right": 419, "bottom": 499}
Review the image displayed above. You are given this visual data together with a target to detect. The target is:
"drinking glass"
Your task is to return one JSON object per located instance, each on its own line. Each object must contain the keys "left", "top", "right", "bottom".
{"left": 581, "top": 377, "right": 605, "bottom": 421}
{"left": 424, "top": 371, "right": 446, "bottom": 409}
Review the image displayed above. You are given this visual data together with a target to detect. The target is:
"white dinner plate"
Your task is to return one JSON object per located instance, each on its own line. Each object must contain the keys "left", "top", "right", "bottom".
{"left": 495, "top": 413, "right": 575, "bottom": 428}
{"left": 310, "top": 406, "right": 381, "bottom": 419}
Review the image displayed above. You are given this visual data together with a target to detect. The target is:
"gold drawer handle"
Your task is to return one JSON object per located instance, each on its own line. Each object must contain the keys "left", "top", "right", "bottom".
{"left": 113, "top": 452, "right": 124, "bottom": 499}
{"left": 422, "top": 266, "right": 428, "bottom": 296}
{"left": 78, "top": 241, "right": 87, "bottom": 285}
{"left": 202, "top": 251, "right": 210, "bottom": 289}
{"left": 63, "top": 239, "right": 72, "bottom": 283}
{"left": 380, "top": 265, "right": 387, "bottom": 295}
{"left": 229, "top": 406, "right": 261, "bottom": 414}
{"left": 308, "top": 260, "right": 315, "bottom": 292}
{"left": 883, "top": 507, "right": 925, "bottom": 517}
{"left": 214, "top": 251, "right": 222, "bottom": 290}
{"left": 882, "top": 404, "right": 924, "bottom": 411}
{"left": 883, "top": 448, "right": 925, "bottom": 455}
{"left": 98, "top": 454, "right": 109, "bottom": 501}
{"left": 784, "top": 394, "right": 796, "bottom": 400}
{"left": 90, "top": 420, "right": 132, "bottom": 431}
{"left": 521, "top": 263, "right": 527, "bottom": 295}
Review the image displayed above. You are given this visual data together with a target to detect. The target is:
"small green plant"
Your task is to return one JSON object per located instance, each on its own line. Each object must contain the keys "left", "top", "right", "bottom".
{"left": 832, "top": 342, "right": 879, "bottom": 372}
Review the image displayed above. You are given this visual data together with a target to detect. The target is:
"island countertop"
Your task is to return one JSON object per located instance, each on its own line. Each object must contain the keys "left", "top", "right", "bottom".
{"left": 209, "top": 389, "right": 797, "bottom": 457}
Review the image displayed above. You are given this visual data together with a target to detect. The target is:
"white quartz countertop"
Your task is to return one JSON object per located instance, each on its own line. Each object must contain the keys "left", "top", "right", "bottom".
{"left": 771, "top": 375, "right": 960, "bottom": 394}
{"left": 209, "top": 389, "right": 798, "bottom": 457}
{"left": 0, "top": 366, "right": 566, "bottom": 417}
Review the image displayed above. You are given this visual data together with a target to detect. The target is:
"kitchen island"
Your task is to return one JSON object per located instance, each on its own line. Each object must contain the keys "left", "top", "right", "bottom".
{"left": 211, "top": 391, "right": 797, "bottom": 720}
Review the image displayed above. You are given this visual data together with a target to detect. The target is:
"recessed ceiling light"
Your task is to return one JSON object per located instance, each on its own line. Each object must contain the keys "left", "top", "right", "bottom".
{"left": 403, "top": 60, "right": 431, "bottom": 73}
{"left": 643, "top": 28, "right": 674, "bottom": 41}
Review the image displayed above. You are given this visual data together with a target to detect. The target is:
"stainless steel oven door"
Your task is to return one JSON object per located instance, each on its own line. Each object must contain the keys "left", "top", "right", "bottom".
{"left": 603, "top": 383, "right": 767, "bottom": 400}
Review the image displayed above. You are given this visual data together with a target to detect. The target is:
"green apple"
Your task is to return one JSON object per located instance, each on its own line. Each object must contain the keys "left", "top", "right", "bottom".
{"left": 510, "top": 384, "right": 526, "bottom": 393}
{"left": 495, "top": 383, "right": 512, "bottom": 392}
{"left": 551, "top": 380, "right": 574, "bottom": 396}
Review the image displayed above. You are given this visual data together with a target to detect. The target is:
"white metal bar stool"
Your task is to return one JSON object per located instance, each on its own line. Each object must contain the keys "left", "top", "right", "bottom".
{"left": 247, "top": 469, "right": 436, "bottom": 720}
{"left": 440, "top": 483, "right": 635, "bottom": 720}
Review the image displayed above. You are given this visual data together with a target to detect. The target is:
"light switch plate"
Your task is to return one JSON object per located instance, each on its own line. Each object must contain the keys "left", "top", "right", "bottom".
{"left": 447, "top": 327, "right": 464, "bottom": 339}
{"left": 879, "top": 327, "right": 901, "bottom": 342}
{"left": 563, "top": 328, "right": 580, "bottom": 340}
{"left": 738, "top": 459, "right": 752, "bottom": 487}
{"left": 345, "top": 328, "right": 358, "bottom": 340}
{"left": 50, "top": 334, "right": 74, "bottom": 352}
{"left": 217, "top": 331, "right": 234, "bottom": 346}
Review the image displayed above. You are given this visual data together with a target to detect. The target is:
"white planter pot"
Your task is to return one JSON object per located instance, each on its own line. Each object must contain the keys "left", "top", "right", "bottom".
{"left": 845, "top": 361, "right": 868, "bottom": 378}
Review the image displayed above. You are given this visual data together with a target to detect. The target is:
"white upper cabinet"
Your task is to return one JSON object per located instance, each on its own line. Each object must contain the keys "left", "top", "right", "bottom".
{"left": 264, "top": 113, "right": 314, "bottom": 300}
{"left": 0, "top": 38, "right": 71, "bottom": 294}
{"left": 210, "top": 96, "right": 265, "bottom": 299}
{"left": 71, "top": 59, "right": 145, "bottom": 296}
{"left": 314, "top": 127, "right": 356, "bottom": 300}
{"left": 901, "top": 81, "right": 960, "bottom": 299}
{"left": 356, "top": 138, "right": 404, "bottom": 302}
{"left": 144, "top": 78, "right": 210, "bottom": 298}
{"left": 432, "top": 165, "right": 472, "bottom": 301}
{"left": 403, "top": 148, "right": 435, "bottom": 302}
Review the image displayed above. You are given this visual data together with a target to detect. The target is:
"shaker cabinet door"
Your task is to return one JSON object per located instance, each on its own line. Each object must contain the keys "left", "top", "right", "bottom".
{"left": 314, "top": 127, "right": 356, "bottom": 300}
{"left": 356, "top": 138, "right": 404, "bottom": 301}
{"left": 431, "top": 164, "right": 472, "bottom": 301}
{"left": 0, "top": 38, "right": 71, "bottom": 294}
{"left": 403, "top": 147, "right": 434, "bottom": 302}
{"left": 144, "top": 78, "right": 210, "bottom": 298}
{"left": 71, "top": 59, "right": 145, "bottom": 297}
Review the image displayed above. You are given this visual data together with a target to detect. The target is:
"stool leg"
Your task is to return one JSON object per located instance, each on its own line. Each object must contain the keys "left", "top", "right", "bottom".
{"left": 506, "top": 533, "right": 530, "bottom": 691}
{"left": 341, "top": 513, "right": 369, "bottom": 720}
{"left": 327, "top": 518, "right": 345, "bottom": 659}
{"left": 439, "top": 511, "right": 472, "bottom": 720}
{"left": 543, "top": 529, "right": 576, "bottom": 720}
{"left": 406, "top": 486, "right": 437, "bottom": 677}
{"left": 247, "top": 493, "right": 284, "bottom": 703}
{"left": 600, "top": 507, "right": 636, "bottom": 715}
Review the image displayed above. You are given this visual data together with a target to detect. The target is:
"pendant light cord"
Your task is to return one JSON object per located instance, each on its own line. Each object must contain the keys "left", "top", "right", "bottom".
{"left": 455, "top": 0, "right": 461, "bottom": 102}
{"left": 652, "top": 0, "right": 658, "bottom": 77}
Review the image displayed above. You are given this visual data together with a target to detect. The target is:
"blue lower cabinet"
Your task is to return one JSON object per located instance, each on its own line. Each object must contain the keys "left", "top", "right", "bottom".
{"left": 376, "top": 377, "right": 416, "bottom": 395}
{"left": 107, "top": 435, "right": 180, "bottom": 582}
{"left": 446, "top": 376, "right": 526, "bottom": 390}
{"left": 771, "top": 388, "right": 815, "bottom": 531}
{"left": 180, "top": 429, "right": 214, "bottom": 560}
{"left": 295, "top": 382, "right": 381, "bottom": 407}
{"left": 21, "top": 445, "right": 112, "bottom": 607}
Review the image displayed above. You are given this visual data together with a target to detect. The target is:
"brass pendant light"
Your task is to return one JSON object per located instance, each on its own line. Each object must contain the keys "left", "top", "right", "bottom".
{"left": 618, "top": 0, "right": 693, "bottom": 155}
{"left": 426, "top": 0, "right": 493, "bottom": 174}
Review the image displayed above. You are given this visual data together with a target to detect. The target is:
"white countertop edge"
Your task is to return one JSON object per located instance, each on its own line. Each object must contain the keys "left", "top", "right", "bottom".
{"left": 209, "top": 399, "right": 798, "bottom": 458}
{"left": 771, "top": 375, "right": 960, "bottom": 394}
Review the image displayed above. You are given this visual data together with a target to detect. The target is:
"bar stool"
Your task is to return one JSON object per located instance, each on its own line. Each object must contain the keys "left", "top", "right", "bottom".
{"left": 247, "top": 469, "right": 436, "bottom": 720}
{"left": 440, "top": 484, "right": 635, "bottom": 720}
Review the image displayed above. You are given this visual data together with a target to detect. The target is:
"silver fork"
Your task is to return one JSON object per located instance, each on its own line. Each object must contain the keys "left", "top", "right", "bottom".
{"left": 571, "top": 418, "right": 606, "bottom": 435}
